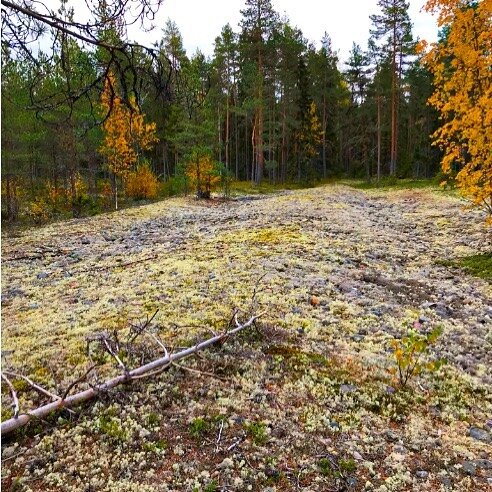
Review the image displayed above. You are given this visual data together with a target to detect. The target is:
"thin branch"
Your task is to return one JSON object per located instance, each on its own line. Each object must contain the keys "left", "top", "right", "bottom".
{"left": 147, "top": 332, "right": 168, "bottom": 358}
{"left": 61, "top": 364, "right": 97, "bottom": 400}
{"left": 102, "top": 339, "right": 127, "bottom": 373}
{"left": 2, "top": 371, "right": 75, "bottom": 415}
{"left": 215, "top": 418, "right": 224, "bottom": 453}
{"left": 1, "top": 372, "right": 20, "bottom": 418}
{"left": 171, "top": 362, "right": 230, "bottom": 382}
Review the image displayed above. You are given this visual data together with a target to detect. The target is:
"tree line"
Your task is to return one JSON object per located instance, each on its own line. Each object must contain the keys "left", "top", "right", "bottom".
{"left": 1, "top": 0, "right": 490, "bottom": 223}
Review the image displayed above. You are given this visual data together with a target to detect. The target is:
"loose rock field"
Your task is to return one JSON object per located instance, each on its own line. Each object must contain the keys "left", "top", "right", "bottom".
{"left": 2, "top": 185, "right": 491, "bottom": 491}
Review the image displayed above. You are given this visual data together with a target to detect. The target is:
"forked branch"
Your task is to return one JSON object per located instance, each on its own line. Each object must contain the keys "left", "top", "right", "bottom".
{"left": 1, "top": 312, "right": 264, "bottom": 435}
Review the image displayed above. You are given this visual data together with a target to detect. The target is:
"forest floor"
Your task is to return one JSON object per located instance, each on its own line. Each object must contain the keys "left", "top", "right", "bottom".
{"left": 1, "top": 184, "right": 491, "bottom": 492}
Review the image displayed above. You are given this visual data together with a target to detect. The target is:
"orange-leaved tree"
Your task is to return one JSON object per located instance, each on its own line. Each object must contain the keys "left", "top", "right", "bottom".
{"left": 98, "top": 72, "right": 159, "bottom": 209}
{"left": 185, "top": 148, "right": 220, "bottom": 199}
{"left": 420, "top": 0, "right": 492, "bottom": 222}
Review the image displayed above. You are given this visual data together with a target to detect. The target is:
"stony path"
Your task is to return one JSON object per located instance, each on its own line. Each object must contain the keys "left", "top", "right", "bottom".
{"left": 2, "top": 185, "right": 491, "bottom": 491}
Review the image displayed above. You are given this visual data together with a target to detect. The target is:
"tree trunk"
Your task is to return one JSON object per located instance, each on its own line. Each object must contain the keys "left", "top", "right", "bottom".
{"left": 377, "top": 95, "right": 382, "bottom": 182}
{"left": 255, "top": 50, "right": 264, "bottom": 184}
{"left": 390, "top": 28, "right": 398, "bottom": 176}
{"left": 322, "top": 94, "right": 327, "bottom": 179}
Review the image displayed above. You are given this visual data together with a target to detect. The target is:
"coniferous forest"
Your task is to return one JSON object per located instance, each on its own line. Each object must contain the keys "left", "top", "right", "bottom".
{"left": 2, "top": 0, "right": 454, "bottom": 222}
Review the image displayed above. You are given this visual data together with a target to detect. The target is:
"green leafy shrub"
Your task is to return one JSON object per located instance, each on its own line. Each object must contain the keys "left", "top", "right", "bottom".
{"left": 390, "top": 324, "right": 445, "bottom": 387}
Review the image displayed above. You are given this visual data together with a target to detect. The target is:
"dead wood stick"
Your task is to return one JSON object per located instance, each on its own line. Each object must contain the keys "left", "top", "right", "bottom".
{"left": 1, "top": 313, "right": 264, "bottom": 436}
{"left": 215, "top": 418, "right": 224, "bottom": 452}
{"left": 2, "top": 371, "right": 76, "bottom": 416}
{"left": 128, "top": 309, "right": 159, "bottom": 346}
{"left": 102, "top": 340, "right": 127, "bottom": 372}
{"left": 147, "top": 333, "right": 169, "bottom": 357}
{"left": 61, "top": 364, "right": 98, "bottom": 400}
{"left": 77, "top": 254, "right": 160, "bottom": 275}
{"left": 1, "top": 373, "right": 20, "bottom": 418}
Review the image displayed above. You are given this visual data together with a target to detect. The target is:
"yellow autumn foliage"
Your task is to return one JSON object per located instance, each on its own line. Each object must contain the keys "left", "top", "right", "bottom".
{"left": 98, "top": 72, "right": 159, "bottom": 180}
{"left": 300, "top": 101, "right": 323, "bottom": 160}
{"left": 125, "top": 163, "right": 159, "bottom": 200}
{"left": 421, "top": 0, "right": 492, "bottom": 222}
{"left": 185, "top": 152, "right": 220, "bottom": 198}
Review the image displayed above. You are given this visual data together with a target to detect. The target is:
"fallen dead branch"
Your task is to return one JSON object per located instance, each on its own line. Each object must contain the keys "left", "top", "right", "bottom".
{"left": 1, "top": 312, "right": 264, "bottom": 436}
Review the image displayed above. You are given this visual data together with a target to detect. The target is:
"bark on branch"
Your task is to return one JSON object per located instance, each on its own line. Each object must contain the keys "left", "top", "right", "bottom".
{"left": 1, "top": 313, "right": 263, "bottom": 436}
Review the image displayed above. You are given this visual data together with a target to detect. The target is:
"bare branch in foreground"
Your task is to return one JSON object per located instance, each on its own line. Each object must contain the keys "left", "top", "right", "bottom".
{"left": 1, "top": 313, "right": 264, "bottom": 436}
{"left": 1, "top": 373, "right": 20, "bottom": 418}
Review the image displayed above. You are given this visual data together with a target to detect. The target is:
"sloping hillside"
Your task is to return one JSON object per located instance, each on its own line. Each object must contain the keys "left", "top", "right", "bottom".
{"left": 2, "top": 185, "right": 491, "bottom": 491}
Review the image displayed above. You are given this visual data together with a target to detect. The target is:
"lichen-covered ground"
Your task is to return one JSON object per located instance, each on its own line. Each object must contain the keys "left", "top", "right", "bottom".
{"left": 1, "top": 184, "right": 491, "bottom": 491}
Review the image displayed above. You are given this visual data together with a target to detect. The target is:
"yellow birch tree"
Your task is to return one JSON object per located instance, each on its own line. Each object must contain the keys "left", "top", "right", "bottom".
{"left": 420, "top": 0, "right": 492, "bottom": 222}
{"left": 99, "top": 72, "right": 158, "bottom": 209}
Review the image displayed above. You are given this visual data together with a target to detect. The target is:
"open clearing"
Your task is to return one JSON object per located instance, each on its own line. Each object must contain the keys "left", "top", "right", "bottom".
{"left": 2, "top": 184, "right": 491, "bottom": 491}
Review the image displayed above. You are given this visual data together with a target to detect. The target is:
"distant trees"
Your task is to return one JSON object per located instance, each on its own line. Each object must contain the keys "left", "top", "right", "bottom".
{"left": 421, "top": 0, "right": 492, "bottom": 221}
{"left": 239, "top": 0, "right": 279, "bottom": 184}
{"left": 2, "top": 0, "right": 465, "bottom": 223}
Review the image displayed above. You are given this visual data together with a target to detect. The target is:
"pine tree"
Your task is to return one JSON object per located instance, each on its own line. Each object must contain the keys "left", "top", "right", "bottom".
{"left": 310, "top": 33, "right": 346, "bottom": 178}
{"left": 240, "top": 0, "right": 279, "bottom": 183}
{"left": 370, "top": 0, "right": 414, "bottom": 175}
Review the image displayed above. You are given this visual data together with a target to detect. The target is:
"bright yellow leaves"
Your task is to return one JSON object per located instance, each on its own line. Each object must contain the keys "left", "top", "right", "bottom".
{"left": 185, "top": 151, "right": 220, "bottom": 198}
{"left": 126, "top": 163, "right": 159, "bottom": 200}
{"left": 422, "top": 0, "right": 492, "bottom": 222}
{"left": 98, "top": 73, "right": 158, "bottom": 181}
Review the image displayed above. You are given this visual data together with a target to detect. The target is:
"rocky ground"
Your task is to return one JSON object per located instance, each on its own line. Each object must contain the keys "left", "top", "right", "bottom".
{"left": 1, "top": 184, "right": 491, "bottom": 491}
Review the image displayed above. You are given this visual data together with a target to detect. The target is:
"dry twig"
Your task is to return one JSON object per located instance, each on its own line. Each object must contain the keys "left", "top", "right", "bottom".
{"left": 1, "top": 372, "right": 20, "bottom": 418}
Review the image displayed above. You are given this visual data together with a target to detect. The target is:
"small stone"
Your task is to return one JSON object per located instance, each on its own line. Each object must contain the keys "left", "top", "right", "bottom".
{"left": 416, "top": 470, "right": 428, "bottom": 479}
{"left": 352, "top": 335, "right": 365, "bottom": 342}
{"left": 346, "top": 477, "right": 358, "bottom": 487}
{"left": 81, "top": 238, "right": 90, "bottom": 244}
{"left": 36, "top": 272, "right": 49, "bottom": 279}
{"left": 28, "top": 303, "right": 39, "bottom": 310}
{"left": 461, "top": 461, "right": 476, "bottom": 476}
{"left": 422, "top": 301, "right": 437, "bottom": 309}
{"left": 487, "top": 478, "right": 492, "bottom": 487}
{"left": 439, "top": 476, "right": 452, "bottom": 488}
{"left": 292, "top": 307, "right": 302, "bottom": 314}
{"left": 473, "top": 459, "right": 492, "bottom": 470}
{"left": 328, "top": 420, "right": 340, "bottom": 430}
{"left": 340, "top": 384, "right": 357, "bottom": 394}
{"left": 353, "top": 451, "right": 363, "bottom": 461}
{"left": 385, "top": 386, "right": 396, "bottom": 394}
{"left": 297, "top": 327, "right": 305, "bottom": 335}
{"left": 385, "top": 430, "right": 399, "bottom": 442}
{"left": 469, "top": 427, "right": 491, "bottom": 443}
